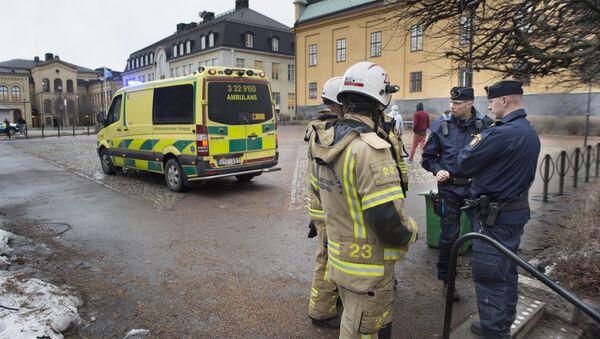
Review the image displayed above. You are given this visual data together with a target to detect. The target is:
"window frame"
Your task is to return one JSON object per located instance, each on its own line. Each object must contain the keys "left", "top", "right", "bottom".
{"left": 0, "top": 85, "right": 8, "bottom": 101}
{"left": 336, "top": 38, "right": 346, "bottom": 62}
{"left": 308, "top": 82, "right": 317, "bottom": 99}
{"left": 245, "top": 33, "right": 254, "bottom": 48}
{"left": 410, "top": 24, "right": 423, "bottom": 52}
{"left": 370, "top": 31, "right": 382, "bottom": 57}
{"left": 152, "top": 84, "right": 195, "bottom": 125}
{"left": 288, "top": 64, "right": 295, "bottom": 82}
{"left": 308, "top": 44, "right": 317, "bottom": 67}
{"left": 272, "top": 63, "right": 280, "bottom": 80}
{"left": 272, "top": 37, "right": 279, "bottom": 52}
{"left": 409, "top": 71, "right": 423, "bottom": 92}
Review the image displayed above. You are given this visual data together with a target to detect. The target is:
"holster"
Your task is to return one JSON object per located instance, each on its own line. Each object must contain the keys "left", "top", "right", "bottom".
{"left": 431, "top": 191, "right": 442, "bottom": 216}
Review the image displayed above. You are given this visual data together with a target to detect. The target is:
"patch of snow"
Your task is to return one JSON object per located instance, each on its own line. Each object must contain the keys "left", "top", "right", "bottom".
{"left": 124, "top": 328, "right": 150, "bottom": 338}
{"left": 0, "top": 229, "right": 13, "bottom": 255}
{"left": 0, "top": 275, "right": 81, "bottom": 338}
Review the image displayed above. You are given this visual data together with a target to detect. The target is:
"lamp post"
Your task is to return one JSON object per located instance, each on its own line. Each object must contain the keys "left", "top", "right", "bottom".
{"left": 584, "top": 82, "right": 592, "bottom": 147}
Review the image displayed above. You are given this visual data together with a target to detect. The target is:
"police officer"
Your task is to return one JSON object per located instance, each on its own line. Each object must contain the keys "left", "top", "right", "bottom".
{"left": 309, "top": 62, "right": 417, "bottom": 339}
{"left": 457, "top": 80, "right": 540, "bottom": 339}
{"left": 422, "top": 86, "right": 491, "bottom": 301}
{"left": 305, "top": 76, "right": 344, "bottom": 329}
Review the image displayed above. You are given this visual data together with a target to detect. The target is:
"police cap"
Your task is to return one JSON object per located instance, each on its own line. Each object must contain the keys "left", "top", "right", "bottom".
{"left": 485, "top": 80, "right": 523, "bottom": 99}
{"left": 450, "top": 86, "right": 474, "bottom": 101}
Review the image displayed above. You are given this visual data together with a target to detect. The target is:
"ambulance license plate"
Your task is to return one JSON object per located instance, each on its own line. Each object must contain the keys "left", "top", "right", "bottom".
{"left": 217, "top": 157, "right": 241, "bottom": 166}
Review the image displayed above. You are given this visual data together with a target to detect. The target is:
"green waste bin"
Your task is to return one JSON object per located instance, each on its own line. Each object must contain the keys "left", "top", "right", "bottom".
{"left": 418, "top": 191, "right": 472, "bottom": 255}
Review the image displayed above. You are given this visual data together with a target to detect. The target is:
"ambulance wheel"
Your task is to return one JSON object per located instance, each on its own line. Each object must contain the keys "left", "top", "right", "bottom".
{"left": 165, "top": 158, "right": 188, "bottom": 192}
{"left": 235, "top": 174, "right": 256, "bottom": 182}
{"left": 100, "top": 149, "right": 117, "bottom": 175}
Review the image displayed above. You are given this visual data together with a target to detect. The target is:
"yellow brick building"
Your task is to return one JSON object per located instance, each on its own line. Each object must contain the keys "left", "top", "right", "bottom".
{"left": 293, "top": 0, "right": 599, "bottom": 118}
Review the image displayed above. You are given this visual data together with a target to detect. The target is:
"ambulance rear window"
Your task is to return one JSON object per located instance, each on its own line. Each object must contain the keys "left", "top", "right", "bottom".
{"left": 207, "top": 82, "right": 273, "bottom": 125}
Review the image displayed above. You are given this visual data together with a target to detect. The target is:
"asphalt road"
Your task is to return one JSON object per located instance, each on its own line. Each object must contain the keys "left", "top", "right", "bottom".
{"left": 0, "top": 126, "right": 598, "bottom": 338}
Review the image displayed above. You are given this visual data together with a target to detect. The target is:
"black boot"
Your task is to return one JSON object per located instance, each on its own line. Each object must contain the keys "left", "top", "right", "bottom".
{"left": 310, "top": 315, "right": 340, "bottom": 329}
{"left": 444, "top": 283, "right": 460, "bottom": 302}
{"left": 377, "top": 324, "right": 392, "bottom": 339}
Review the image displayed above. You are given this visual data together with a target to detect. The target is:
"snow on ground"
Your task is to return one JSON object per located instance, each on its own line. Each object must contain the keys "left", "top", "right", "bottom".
{"left": 0, "top": 227, "right": 82, "bottom": 339}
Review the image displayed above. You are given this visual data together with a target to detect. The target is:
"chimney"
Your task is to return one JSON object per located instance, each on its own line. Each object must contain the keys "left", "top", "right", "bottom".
{"left": 235, "top": 0, "right": 249, "bottom": 10}
{"left": 34, "top": 56, "right": 40, "bottom": 63}
{"left": 54, "top": 55, "right": 60, "bottom": 60}
{"left": 200, "top": 11, "right": 215, "bottom": 22}
{"left": 176, "top": 23, "right": 186, "bottom": 32}
{"left": 45, "top": 53, "right": 54, "bottom": 61}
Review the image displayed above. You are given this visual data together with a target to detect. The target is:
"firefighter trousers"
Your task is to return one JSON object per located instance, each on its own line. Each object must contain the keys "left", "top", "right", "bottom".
{"left": 308, "top": 220, "right": 339, "bottom": 320}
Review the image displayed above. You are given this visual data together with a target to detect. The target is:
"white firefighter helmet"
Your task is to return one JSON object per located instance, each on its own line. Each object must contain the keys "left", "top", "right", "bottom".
{"left": 321, "top": 76, "right": 342, "bottom": 105}
{"left": 337, "top": 62, "right": 399, "bottom": 107}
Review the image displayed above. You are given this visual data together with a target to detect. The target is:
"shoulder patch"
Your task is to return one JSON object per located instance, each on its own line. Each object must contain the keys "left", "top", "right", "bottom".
{"left": 469, "top": 133, "right": 483, "bottom": 148}
{"left": 360, "top": 132, "right": 390, "bottom": 150}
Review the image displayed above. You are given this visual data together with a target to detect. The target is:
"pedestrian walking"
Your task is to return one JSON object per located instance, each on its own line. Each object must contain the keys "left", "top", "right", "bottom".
{"left": 458, "top": 80, "right": 540, "bottom": 339}
{"left": 305, "top": 76, "right": 344, "bottom": 329}
{"left": 3, "top": 118, "right": 10, "bottom": 140}
{"left": 309, "top": 62, "right": 418, "bottom": 339}
{"left": 421, "top": 87, "right": 491, "bottom": 302}
{"left": 17, "top": 116, "right": 26, "bottom": 136}
{"left": 409, "top": 102, "right": 429, "bottom": 162}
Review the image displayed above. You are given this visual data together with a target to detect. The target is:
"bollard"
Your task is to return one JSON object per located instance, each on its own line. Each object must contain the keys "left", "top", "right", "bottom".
{"left": 42, "top": 124, "right": 45, "bottom": 138}
{"left": 556, "top": 151, "right": 570, "bottom": 196}
{"left": 72, "top": 123, "right": 75, "bottom": 136}
{"left": 541, "top": 155, "right": 552, "bottom": 202}
{"left": 596, "top": 143, "right": 600, "bottom": 178}
{"left": 57, "top": 123, "right": 61, "bottom": 137}
{"left": 571, "top": 148, "right": 582, "bottom": 188}
{"left": 87, "top": 122, "right": 90, "bottom": 136}
{"left": 584, "top": 145, "right": 592, "bottom": 182}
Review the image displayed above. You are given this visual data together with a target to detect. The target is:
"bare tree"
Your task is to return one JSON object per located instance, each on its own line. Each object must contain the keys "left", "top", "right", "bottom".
{"left": 387, "top": 0, "right": 600, "bottom": 86}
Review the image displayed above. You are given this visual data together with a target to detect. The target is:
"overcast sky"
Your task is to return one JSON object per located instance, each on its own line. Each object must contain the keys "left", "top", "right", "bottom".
{"left": 0, "top": 0, "right": 295, "bottom": 71}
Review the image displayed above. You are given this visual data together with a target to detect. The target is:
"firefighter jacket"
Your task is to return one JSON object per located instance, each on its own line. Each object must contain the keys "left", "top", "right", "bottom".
{"left": 309, "top": 113, "right": 418, "bottom": 293}
{"left": 305, "top": 110, "right": 339, "bottom": 222}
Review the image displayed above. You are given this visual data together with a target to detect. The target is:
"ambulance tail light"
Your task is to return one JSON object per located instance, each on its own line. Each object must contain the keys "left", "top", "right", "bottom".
{"left": 196, "top": 125, "right": 209, "bottom": 156}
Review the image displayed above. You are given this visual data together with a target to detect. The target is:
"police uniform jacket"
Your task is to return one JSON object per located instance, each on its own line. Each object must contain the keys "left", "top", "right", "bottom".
{"left": 422, "top": 109, "right": 491, "bottom": 196}
{"left": 457, "top": 109, "right": 540, "bottom": 223}
{"left": 309, "top": 113, "right": 418, "bottom": 293}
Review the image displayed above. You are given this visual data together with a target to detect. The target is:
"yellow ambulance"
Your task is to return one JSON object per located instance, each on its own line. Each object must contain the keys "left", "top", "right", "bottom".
{"left": 96, "top": 67, "right": 280, "bottom": 192}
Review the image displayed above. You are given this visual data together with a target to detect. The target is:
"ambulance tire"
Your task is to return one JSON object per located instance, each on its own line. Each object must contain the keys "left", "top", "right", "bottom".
{"left": 165, "top": 158, "right": 188, "bottom": 192}
{"left": 235, "top": 174, "right": 257, "bottom": 182}
{"left": 100, "top": 149, "right": 117, "bottom": 175}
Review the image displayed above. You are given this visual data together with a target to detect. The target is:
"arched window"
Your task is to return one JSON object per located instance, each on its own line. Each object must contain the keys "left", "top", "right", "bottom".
{"left": 44, "top": 99, "right": 52, "bottom": 113}
{"left": 179, "top": 42, "right": 184, "bottom": 55}
{"left": 54, "top": 79, "right": 63, "bottom": 92}
{"left": 42, "top": 78, "right": 50, "bottom": 92}
{"left": 186, "top": 40, "right": 191, "bottom": 54}
{"left": 66, "top": 80, "right": 74, "bottom": 93}
{"left": 245, "top": 33, "right": 254, "bottom": 48}
{"left": 11, "top": 86, "right": 21, "bottom": 101}
{"left": 150, "top": 53, "right": 154, "bottom": 64}
{"left": 0, "top": 85, "right": 8, "bottom": 101}
{"left": 208, "top": 33, "right": 215, "bottom": 47}
{"left": 145, "top": 54, "right": 149, "bottom": 66}
{"left": 201, "top": 36, "right": 206, "bottom": 49}
{"left": 173, "top": 45, "right": 178, "bottom": 58}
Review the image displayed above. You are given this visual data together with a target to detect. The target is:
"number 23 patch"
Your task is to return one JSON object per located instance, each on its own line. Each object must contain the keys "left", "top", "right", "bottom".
{"left": 370, "top": 160, "right": 399, "bottom": 186}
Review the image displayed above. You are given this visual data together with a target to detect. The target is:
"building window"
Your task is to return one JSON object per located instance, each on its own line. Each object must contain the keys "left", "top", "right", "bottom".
{"left": 273, "top": 92, "right": 281, "bottom": 108}
{"left": 236, "top": 58, "right": 245, "bottom": 68}
{"left": 288, "top": 64, "right": 295, "bottom": 82}
{"left": 179, "top": 42, "right": 184, "bottom": 56}
{"left": 272, "top": 37, "right": 279, "bottom": 51}
{"left": 186, "top": 40, "right": 192, "bottom": 54}
{"left": 460, "top": 16, "right": 472, "bottom": 45}
{"left": 173, "top": 45, "right": 178, "bottom": 58}
{"left": 410, "top": 25, "right": 423, "bottom": 52}
{"left": 336, "top": 38, "right": 346, "bottom": 62}
{"left": 245, "top": 33, "right": 254, "bottom": 48}
{"left": 150, "top": 53, "right": 154, "bottom": 64}
{"left": 209, "top": 33, "right": 215, "bottom": 47}
{"left": 201, "top": 36, "right": 206, "bottom": 49}
{"left": 288, "top": 93, "right": 295, "bottom": 111}
{"left": 54, "top": 79, "right": 63, "bottom": 93}
{"left": 0, "top": 86, "right": 7, "bottom": 101}
{"left": 145, "top": 54, "right": 149, "bottom": 66}
{"left": 11, "top": 86, "right": 21, "bottom": 101}
{"left": 255, "top": 60, "right": 264, "bottom": 70}
{"left": 43, "top": 99, "right": 52, "bottom": 113}
{"left": 409, "top": 72, "right": 422, "bottom": 92}
{"left": 66, "top": 80, "right": 74, "bottom": 93}
{"left": 371, "top": 31, "right": 382, "bottom": 57}
{"left": 308, "top": 44, "right": 317, "bottom": 66}
{"left": 272, "top": 63, "right": 280, "bottom": 80}
{"left": 458, "top": 68, "right": 472, "bottom": 87}
{"left": 42, "top": 78, "right": 50, "bottom": 92}
{"left": 309, "top": 82, "right": 317, "bottom": 99}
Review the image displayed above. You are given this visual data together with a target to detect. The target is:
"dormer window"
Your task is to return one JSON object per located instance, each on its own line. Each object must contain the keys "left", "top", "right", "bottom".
{"left": 186, "top": 40, "right": 191, "bottom": 54}
{"left": 272, "top": 37, "right": 279, "bottom": 52}
{"left": 208, "top": 32, "right": 215, "bottom": 47}
{"left": 173, "top": 45, "right": 178, "bottom": 58}
{"left": 245, "top": 33, "right": 253, "bottom": 48}
{"left": 150, "top": 53, "right": 154, "bottom": 64}
{"left": 179, "top": 42, "right": 184, "bottom": 56}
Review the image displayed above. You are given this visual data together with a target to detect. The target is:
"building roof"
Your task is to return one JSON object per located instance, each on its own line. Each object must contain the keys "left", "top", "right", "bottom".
{"left": 125, "top": 6, "right": 294, "bottom": 73}
{"left": 0, "top": 59, "right": 100, "bottom": 74}
{"left": 296, "top": 0, "right": 380, "bottom": 24}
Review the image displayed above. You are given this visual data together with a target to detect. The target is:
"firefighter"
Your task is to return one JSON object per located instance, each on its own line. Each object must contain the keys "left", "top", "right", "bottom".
{"left": 421, "top": 87, "right": 492, "bottom": 301}
{"left": 309, "top": 62, "right": 418, "bottom": 339}
{"left": 458, "top": 80, "right": 541, "bottom": 338}
{"left": 305, "top": 76, "right": 344, "bottom": 329}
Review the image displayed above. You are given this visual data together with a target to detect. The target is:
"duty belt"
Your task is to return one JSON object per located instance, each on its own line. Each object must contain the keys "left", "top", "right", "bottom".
{"left": 462, "top": 196, "right": 529, "bottom": 226}
{"left": 440, "top": 177, "right": 472, "bottom": 186}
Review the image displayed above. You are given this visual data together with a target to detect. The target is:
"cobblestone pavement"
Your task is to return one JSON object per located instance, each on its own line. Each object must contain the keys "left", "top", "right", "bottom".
{"left": 5, "top": 135, "right": 183, "bottom": 208}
